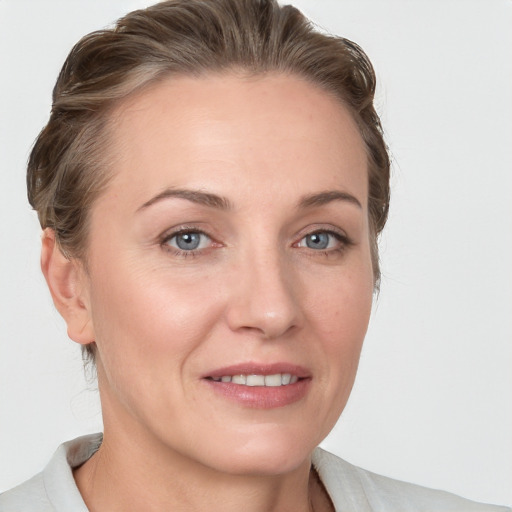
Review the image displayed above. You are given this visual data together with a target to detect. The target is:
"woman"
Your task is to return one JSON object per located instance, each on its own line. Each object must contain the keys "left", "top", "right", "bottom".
{"left": 0, "top": 1, "right": 510, "bottom": 510}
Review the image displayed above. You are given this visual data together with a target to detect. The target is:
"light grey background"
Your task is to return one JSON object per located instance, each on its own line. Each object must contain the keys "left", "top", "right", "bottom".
{"left": 1, "top": 0, "right": 511, "bottom": 506}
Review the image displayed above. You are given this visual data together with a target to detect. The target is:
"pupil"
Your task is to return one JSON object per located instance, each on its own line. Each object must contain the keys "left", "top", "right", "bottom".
{"left": 177, "top": 232, "right": 200, "bottom": 250}
{"left": 307, "top": 233, "right": 329, "bottom": 250}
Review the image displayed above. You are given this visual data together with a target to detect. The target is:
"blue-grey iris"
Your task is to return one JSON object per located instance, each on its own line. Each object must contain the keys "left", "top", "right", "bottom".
{"left": 306, "top": 232, "right": 330, "bottom": 249}
{"left": 175, "top": 232, "right": 201, "bottom": 250}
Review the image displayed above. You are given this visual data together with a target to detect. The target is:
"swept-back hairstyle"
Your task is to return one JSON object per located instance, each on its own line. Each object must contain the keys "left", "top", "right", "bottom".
{"left": 27, "top": 0, "right": 390, "bottom": 362}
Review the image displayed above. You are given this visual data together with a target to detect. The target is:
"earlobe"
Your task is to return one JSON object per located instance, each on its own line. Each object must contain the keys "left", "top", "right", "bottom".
{"left": 40, "top": 228, "right": 95, "bottom": 345}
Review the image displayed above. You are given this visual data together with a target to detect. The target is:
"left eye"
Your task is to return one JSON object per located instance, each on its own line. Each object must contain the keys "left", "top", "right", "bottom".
{"left": 298, "top": 231, "right": 340, "bottom": 250}
{"left": 166, "top": 231, "right": 211, "bottom": 251}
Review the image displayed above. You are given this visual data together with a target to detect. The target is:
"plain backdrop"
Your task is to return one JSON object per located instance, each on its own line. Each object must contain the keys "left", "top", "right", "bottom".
{"left": 0, "top": 0, "right": 511, "bottom": 506}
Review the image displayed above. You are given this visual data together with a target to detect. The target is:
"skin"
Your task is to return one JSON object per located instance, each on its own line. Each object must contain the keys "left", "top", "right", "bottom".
{"left": 42, "top": 73, "right": 374, "bottom": 512}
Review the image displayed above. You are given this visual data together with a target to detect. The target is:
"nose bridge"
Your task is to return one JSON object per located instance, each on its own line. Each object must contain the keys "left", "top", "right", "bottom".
{"left": 226, "top": 238, "right": 301, "bottom": 339}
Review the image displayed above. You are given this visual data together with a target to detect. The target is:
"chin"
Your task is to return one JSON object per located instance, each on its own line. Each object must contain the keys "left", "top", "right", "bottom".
{"left": 212, "top": 450, "right": 313, "bottom": 477}
{"left": 190, "top": 426, "right": 321, "bottom": 476}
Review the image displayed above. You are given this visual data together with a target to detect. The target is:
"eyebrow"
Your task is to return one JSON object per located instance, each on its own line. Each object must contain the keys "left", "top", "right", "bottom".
{"left": 138, "top": 187, "right": 361, "bottom": 212}
{"left": 298, "top": 190, "right": 362, "bottom": 210}
{"left": 138, "top": 188, "right": 232, "bottom": 211}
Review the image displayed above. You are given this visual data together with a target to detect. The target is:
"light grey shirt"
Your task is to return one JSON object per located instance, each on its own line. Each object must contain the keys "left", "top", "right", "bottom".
{"left": 1, "top": 434, "right": 509, "bottom": 511}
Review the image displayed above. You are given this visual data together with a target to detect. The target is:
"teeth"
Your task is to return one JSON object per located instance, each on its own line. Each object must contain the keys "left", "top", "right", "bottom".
{"left": 210, "top": 373, "right": 300, "bottom": 387}
{"left": 246, "top": 375, "right": 265, "bottom": 386}
{"left": 264, "top": 374, "right": 282, "bottom": 387}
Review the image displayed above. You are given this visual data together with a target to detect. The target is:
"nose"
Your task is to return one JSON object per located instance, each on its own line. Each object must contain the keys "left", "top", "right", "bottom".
{"left": 225, "top": 247, "right": 303, "bottom": 340}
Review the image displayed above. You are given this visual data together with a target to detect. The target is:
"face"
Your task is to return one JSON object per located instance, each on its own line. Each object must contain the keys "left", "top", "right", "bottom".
{"left": 79, "top": 73, "right": 374, "bottom": 475}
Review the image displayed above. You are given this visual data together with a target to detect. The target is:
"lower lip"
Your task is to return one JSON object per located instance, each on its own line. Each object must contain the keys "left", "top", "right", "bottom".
{"left": 203, "top": 378, "right": 311, "bottom": 409}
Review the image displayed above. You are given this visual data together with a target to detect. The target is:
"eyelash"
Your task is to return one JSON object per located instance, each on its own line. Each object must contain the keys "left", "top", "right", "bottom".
{"left": 159, "top": 227, "right": 353, "bottom": 258}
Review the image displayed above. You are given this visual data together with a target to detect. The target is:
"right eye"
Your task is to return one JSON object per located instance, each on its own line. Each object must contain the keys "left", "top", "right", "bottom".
{"left": 164, "top": 231, "right": 212, "bottom": 252}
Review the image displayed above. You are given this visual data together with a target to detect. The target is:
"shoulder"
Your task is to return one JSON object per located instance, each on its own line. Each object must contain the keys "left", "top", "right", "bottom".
{"left": 0, "top": 472, "right": 53, "bottom": 512}
{"left": 312, "top": 447, "right": 511, "bottom": 512}
{"left": 0, "top": 434, "right": 101, "bottom": 512}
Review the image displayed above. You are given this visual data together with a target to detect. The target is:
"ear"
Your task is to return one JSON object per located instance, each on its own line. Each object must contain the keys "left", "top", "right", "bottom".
{"left": 40, "top": 228, "right": 95, "bottom": 345}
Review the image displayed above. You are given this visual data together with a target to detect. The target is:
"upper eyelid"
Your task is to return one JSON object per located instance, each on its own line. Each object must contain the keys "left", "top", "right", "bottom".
{"left": 160, "top": 225, "right": 212, "bottom": 241}
{"left": 166, "top": 230, "right": 210, "bottom": 241}
{"left": 295, "top": 225, "right": 350, "bottom": 241}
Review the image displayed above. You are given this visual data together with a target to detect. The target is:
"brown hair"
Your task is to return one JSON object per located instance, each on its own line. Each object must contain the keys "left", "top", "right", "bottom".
{"left": 27, "top": 0, "right": 390, "bottom": 361}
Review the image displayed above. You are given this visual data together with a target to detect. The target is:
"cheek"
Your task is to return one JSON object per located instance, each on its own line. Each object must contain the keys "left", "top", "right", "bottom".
{"left": 313, "top": 289, "right": 371, "bottom": 383}
{"left": 88, "top": 263, "right": 223, "bottom": 378}
{"left": 303, "top": 260, "right": 373, "bottom": 398}
{"left": 305, "top": 258, "right": 374, "bottom": 343}
{"left": 87, "top": 265, "right": 228, "bottom": 433}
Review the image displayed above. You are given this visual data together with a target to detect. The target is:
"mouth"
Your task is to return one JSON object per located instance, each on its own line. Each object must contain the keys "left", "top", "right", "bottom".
{"left": 206, "top": 373, "right": 299, "bottom": 387}
{"left": 202, "top": 363, "right": 311, "bottom": 408}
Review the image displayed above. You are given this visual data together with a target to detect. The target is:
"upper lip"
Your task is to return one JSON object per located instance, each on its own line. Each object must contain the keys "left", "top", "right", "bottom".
{"left": 203, "top": 362, "right": 311, "bottom": 379}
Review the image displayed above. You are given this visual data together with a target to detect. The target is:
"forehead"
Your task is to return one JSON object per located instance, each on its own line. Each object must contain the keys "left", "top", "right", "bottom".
{"left": 102, "top": 72, "right": 368, "bottom": 209}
